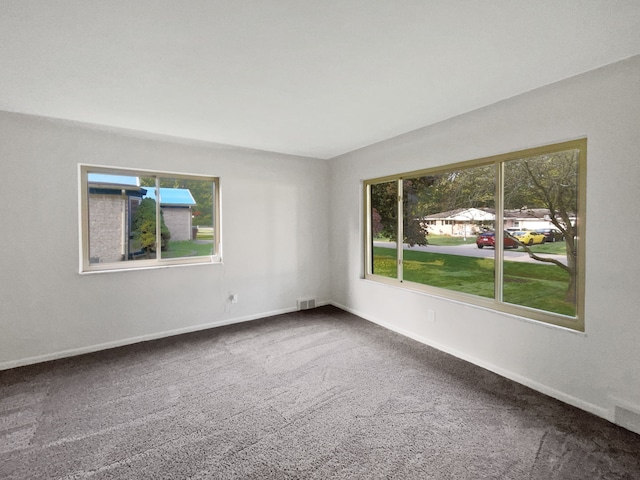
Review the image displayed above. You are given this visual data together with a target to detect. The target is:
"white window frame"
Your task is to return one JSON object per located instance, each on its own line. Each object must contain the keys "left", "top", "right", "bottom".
{"left": 363, "top": 139, "right": 586, "bottom": 331}
{"left": 79, "top": 164, "right": 221, "bottom": 273}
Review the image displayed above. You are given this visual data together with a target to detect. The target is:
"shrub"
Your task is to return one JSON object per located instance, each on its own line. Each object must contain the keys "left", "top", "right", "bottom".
{"left": 132, "top": 198, "right": 170, "bottom": 256}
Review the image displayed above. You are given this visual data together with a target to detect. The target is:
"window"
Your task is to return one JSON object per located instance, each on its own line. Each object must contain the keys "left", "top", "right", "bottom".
{"left": 80, "top": 165, "right": 220, "bottom": 272}
{"left": 364, "top": 139, "right": 586, "bottom": 330}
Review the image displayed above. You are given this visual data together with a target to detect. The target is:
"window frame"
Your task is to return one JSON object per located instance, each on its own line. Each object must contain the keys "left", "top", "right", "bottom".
{"left": 79, "top": 164, "right": 221, "bottom": 273}
{"left": 363, "top": 139, "right": 586, "bottom": 331}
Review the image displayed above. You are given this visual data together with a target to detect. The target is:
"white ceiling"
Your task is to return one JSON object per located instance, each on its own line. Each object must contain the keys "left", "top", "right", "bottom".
{"left": 2, "top": 1, "right": 640, "bottom": 159}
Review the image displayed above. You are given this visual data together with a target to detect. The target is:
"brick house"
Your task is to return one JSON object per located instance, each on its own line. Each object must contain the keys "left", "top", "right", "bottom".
{"left": 87, "top": 173, "right": 146, "bottom": 263}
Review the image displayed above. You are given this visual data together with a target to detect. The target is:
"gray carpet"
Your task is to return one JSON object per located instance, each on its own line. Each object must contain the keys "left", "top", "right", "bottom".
{"left": 1, "top": 306, "right": 639, "bottom": 479}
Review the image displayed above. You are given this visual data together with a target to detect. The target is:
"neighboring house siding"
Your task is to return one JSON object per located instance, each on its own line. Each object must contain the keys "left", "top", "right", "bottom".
{"left": 162, "top": 207, "right": 192, "bottom": 241}
{"left": 89, "top": 193, "right": 126, "bottom": 263}
{"left": 424, "top": 221, "right": 484, "bottom": 237}
{"left": 422, "top": 208, "right": 494, "bottom": 236}
{"left": 505, "top": 219, "right": 550, "bottom": 231}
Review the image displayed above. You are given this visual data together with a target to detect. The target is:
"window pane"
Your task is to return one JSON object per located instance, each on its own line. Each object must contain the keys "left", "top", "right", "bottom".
{"left": 370, "top": 181, "right": 398, "bottom": 278}
{"left": 83, "top": 166, "right": 219, "bottom": 272}
{"left": 87, "top": 173, "right": 156, "bottom": 263}
{"left": 503, "top": 149, "right": 579, "bottom": 316}
{"left": 402, "top": 165, "right": 495, "bottom": 297}
{"left": 152, "top": 177, "right": 215, "bottom": 259}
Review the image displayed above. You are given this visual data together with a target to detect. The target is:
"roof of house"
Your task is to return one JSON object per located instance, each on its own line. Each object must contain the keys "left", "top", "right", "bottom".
{"left": 423, "top": 207, "right": 495, "bottom": 221}
{"left": 504, "top": 208, "right": 552, "bottom": 220}
{"left": 87, "top": 173, "right": 140, "bottom": 188}
{"left": 144, "top": 187, "right": 196, "bottom": 207}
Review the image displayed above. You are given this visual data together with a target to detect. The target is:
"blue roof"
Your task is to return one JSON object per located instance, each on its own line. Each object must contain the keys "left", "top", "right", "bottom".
{"left": 144, "top": 187, "right": 196, "bottom": 206}
{"left": 88, "top": 173, "right": 139, "bottom": 187}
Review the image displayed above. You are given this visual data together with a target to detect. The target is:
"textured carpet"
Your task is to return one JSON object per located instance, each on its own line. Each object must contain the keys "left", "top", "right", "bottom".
{"left": 1, "top": 306, "right": 639, "bottom": 479}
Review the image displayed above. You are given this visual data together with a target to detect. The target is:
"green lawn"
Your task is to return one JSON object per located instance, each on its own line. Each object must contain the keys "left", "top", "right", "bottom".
{"left": 164, "top": 240, "right": 213, "bottom": 258}
{"left": 373, "top": 247, "right": 574, "bottom": 316}
{"left": 515, "top": 240, "right": 568, "bottom": 255}
{"left": 425, "top": 235, "right": 474, "bottom": 246}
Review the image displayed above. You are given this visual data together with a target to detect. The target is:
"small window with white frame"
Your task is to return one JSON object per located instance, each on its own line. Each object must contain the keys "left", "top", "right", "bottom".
{"left": 79, "top": 165, "right": 220, "bottom": 272}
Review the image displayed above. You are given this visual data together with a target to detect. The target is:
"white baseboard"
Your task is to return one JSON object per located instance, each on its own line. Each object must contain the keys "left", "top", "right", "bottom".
{"left": 330, "top": 301, "right": 611, "bottom": 423}
{"left": 0, "top": 305, "right": 306, "bottom": 371}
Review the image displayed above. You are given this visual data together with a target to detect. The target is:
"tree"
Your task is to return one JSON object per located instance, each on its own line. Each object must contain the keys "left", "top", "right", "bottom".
{"left": 403, "top": 177, "right": 436, "bottom": 246}
{"left": 504, "top": 150, "right": 580, "bottom": 303}
{"left": 131, "top": 198, "right": 170, "bottom": 256}
{"left": 371, "top": 180, "right": 431, "bottom": 247}
{"left": 422, "top": 166, "right": 495, "bottom": 214}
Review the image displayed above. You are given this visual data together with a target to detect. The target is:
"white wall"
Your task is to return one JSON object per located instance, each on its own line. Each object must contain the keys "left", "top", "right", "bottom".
{"left": 0, "top": 112, "right": 330, "bottom": 368}
{"left": 329, "top": 55, "right": 640, "bottom": 430}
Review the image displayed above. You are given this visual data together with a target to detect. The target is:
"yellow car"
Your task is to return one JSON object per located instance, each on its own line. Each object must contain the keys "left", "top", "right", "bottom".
{"left": 512, "top": 230, "right": 546, "bottom": 246}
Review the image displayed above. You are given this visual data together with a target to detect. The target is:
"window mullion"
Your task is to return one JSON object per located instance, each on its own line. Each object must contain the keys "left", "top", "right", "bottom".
{"left": 495, "top": 162, "right": 504, "bottom": 302}
{"left": 397, "top": 178, "right": 404, "bottom": 282}
{"left": 155, "top": 177, "right": 161, "bottom": 260}
{"left": 364, "top": 183, "right": 373, "bottom": 276}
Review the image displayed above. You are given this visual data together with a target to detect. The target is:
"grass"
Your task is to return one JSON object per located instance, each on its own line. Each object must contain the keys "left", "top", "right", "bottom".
{"left": 373, "top": 246, "right": 575, "bottom": 316}
{"left": 164, "top": 240, "right": 213, "bottom": 258}
{"left": 425, "top": 235, "right": 473, "bottom": 246}
{"left": 515, "top": 240, "right": 568, "bottom": 255}
{"left": 503, "top": 261, "right": 573, "bottom": 315}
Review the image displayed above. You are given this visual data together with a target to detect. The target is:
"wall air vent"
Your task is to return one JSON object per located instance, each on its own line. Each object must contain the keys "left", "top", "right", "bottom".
{"left": 297, "top": 298, "right": 316, "bottom": 311}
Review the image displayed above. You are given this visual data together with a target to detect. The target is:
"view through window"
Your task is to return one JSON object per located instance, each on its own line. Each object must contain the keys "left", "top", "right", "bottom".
{"left": 80, "top": 166, "right": 220, "bottom": 272}
{"left": 364, "top": 140, "right": 586, "bottom": 330}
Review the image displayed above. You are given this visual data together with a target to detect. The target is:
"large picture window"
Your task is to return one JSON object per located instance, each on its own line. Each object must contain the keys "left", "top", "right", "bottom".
{"left": 364, "top": 139, "right": 586, "bottom": 330}
{"left": 80, "top": 165, "right": 220, "bottom": 272}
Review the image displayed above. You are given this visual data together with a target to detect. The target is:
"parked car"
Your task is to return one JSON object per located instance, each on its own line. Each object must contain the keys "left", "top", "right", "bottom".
{"left": 512, "top": 230, "right": 546, "bottom": 245}
{"left": 535, "top": 228, "right": 563, "bottom": 242}
{"left": 476, "top": 232, "right": 518, "bottom": 249}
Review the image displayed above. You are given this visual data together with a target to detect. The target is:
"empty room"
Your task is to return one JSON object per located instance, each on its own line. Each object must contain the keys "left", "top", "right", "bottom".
{"left": 1, "top": 1, "right": 640, "bottom": 478}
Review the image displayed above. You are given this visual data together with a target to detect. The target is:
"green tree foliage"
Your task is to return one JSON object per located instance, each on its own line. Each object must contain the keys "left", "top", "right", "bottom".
{"left": 371, "top": 181, "right": 397, "bottom": 240}
{"left": 416, "top": 166, "right": 495, "bottom": 215}
{"left": 132, "top": 198, "right": 170, "bottom": 256}
{"left": 403, "top": 177, "right": 436, "bottom": 246}
{"left": 371, "top": 179, "right": 431, "bottom": 247}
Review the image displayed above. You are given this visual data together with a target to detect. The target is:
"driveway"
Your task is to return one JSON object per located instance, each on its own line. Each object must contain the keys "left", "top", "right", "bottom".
{"left": 373, "top": 241, "right": 568, "bottom": 265}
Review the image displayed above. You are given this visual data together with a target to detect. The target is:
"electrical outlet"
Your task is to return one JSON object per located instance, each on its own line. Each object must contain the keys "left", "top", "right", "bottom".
{"left": 427, "top": 309, "right": 436, "bottom": 323}
{"left": 230, "top": 293, "right": 238, "bottom": 304}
